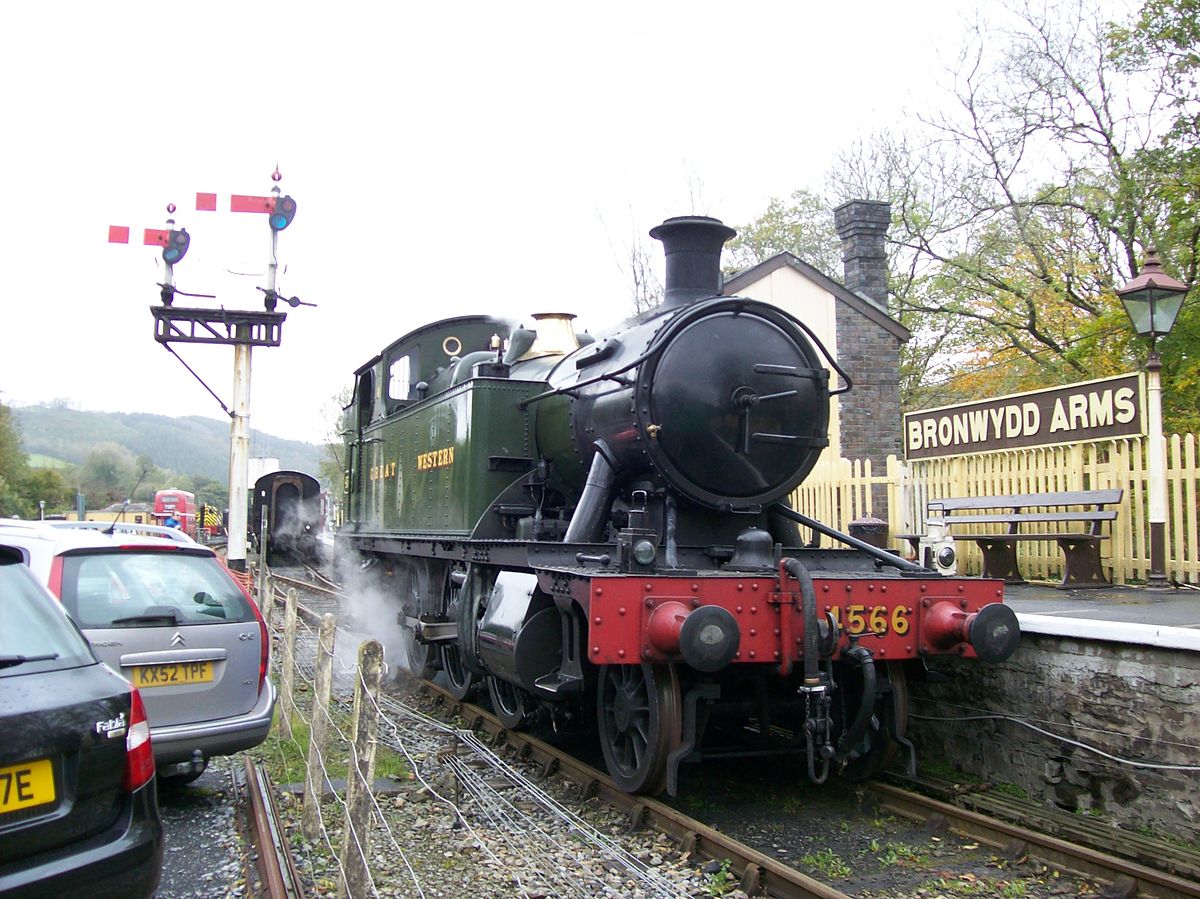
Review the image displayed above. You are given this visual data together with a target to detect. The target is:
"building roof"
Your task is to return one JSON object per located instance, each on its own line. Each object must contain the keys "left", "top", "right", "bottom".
{"left": 723, "top": 252, "right": 911, "bottom": 343}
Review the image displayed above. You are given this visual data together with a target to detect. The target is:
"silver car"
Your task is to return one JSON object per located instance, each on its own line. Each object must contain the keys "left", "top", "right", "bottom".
{"left": 0, "top": 521, "right": 275, "bottom": 785}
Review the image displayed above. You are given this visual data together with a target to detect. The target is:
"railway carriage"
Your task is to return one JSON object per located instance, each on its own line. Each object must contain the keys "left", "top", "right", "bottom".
{"left": 336, "top": 215, "right": 1019, "bottom": 795}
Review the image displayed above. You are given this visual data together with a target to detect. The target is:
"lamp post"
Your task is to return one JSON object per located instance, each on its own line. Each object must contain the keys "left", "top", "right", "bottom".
{"left": 1116, "top": 248, "right": 1189, "bottom": 589}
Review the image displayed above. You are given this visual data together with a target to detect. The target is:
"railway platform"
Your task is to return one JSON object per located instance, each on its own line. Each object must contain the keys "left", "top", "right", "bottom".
{"left": 1002, "top": 580, "right": 1200, "bottom": 651}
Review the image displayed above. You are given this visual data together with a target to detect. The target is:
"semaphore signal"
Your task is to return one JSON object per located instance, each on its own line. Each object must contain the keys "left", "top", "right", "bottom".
{"left": 106, "top": 168, "right": 308, "bottom": 571}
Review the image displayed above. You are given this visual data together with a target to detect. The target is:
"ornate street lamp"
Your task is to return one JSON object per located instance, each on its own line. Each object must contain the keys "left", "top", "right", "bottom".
{"left": 1116, "top": 248, "right": 1189, "bottom": 589}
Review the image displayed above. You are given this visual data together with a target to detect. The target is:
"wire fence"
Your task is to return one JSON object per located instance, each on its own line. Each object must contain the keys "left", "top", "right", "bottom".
{"left": 254, "top": 573, "right": 691, "bottom": 899}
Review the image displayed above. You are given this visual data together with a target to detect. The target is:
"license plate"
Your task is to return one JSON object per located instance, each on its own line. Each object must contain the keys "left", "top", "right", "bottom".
{"left": 0, "top": 758, "right": 55, "bottom": 815}
{"left": 130, "top": 660, "right": 214, "bottom": 688}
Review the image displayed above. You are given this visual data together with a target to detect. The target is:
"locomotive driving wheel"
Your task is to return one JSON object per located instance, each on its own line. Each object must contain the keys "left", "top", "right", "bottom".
{"left": 487, "top": 675, "right": 532, "bottom": 730}
{"left": 840, "top": 660, "right": 909, "bottom": 782}
{"left": 597, "top": 663, "right": 682, "bottom": 795}
{"left": 398, "top": 561, "right": 438, "bottom": 680}
{"left": 440, "top": 565, "right": 477, "bottom": 701}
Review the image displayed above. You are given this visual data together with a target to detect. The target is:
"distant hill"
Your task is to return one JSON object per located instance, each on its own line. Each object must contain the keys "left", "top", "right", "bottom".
{"left": 15, "top": 406, "right": 324, "bottom": 482}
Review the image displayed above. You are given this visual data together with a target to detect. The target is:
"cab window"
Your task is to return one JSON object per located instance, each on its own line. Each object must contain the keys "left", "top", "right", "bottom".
{"left": 389, "top": 355, "right": 412, "bottom": 401}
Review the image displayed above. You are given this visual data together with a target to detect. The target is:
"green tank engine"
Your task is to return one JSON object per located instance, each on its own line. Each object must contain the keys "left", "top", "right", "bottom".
{"left": 335, "top": 216, "right": 1020, "bottom": 796}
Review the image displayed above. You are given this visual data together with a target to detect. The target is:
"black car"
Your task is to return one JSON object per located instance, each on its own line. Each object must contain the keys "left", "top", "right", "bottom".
{"left": 0, "top": 546, "right": 163, "bottom": 898}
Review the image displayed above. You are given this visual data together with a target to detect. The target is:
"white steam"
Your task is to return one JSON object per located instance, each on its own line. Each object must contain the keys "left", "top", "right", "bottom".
{"left": 333, "top": 547, "right": 413, "bottom": 679}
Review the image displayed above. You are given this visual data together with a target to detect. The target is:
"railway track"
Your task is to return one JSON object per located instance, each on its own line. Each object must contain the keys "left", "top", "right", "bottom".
{"left": 239, "top": 757, "right": 306, "bottom": 899}
{"left": 251, "top": 569, "right": 1200, "bottom": 899}
{"left": 866, "top": 782, "right": 1200, "bottom": 899}
{"left": 419, "top": 681, "right": 1200, "bottom": 899}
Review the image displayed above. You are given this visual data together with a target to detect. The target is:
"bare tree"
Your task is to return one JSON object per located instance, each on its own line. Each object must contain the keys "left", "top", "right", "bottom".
{"left": 626, "top": 237, "right": 664, "bottom": 315}
{"left": 827, "top": 0, "right": 1182, "bottom": 403}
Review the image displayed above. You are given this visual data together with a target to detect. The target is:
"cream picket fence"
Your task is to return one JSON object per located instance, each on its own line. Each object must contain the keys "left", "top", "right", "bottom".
{"left": 789, "top": 435, "right": 1200, "bottom": 586}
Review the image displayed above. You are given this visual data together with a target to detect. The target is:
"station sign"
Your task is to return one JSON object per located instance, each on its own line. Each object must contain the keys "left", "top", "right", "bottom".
{"left": 904, "top": 373, "right": 1144, "bottom": 460}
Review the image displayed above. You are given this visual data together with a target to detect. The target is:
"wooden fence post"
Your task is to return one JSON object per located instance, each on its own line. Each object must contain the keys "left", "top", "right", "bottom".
{"left": 279, "top": 588, "right": 299, "bottom": 739}
{"left": 302, "top": 613, "right": 337, "bottom": 842}
{"left": 337, "top": 639, "right": 384, "bottom": 899}
{"left": 256, "top": 503, "right": 269, "bottom": 611}
{"left": 261, "top": 571, "right": 275, "bottom": 630}
{"left": 886, "top": 455, "right": 909, "bottom": 539}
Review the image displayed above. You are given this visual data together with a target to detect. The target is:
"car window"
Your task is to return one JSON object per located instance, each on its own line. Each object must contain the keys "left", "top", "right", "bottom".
{"left": 0, "top": 561, "right": 96, "bottom": 676}
{"left": 59, "top": 551, "right": 256, "bottom": 628}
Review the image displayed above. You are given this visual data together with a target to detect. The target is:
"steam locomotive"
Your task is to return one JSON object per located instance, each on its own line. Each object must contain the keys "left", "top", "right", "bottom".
{"left": 336, "top": 216, "right": 1019, "bottom": 795}
{"left": 252, "top": 470, "right": 325, "bottom": 566}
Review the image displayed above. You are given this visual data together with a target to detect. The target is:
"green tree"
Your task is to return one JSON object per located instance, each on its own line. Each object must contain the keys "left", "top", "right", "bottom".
{"left": 1110, "top": 0, "right": 1200, "bottom": 430}
{"left": 187, "top": 474, "right": 228, "bottom": 510}
{"left": 0, "top": 401, "right": 79, "bottom": 517}
{"left": 79, "top": 443, "right": 138, "bottom": 508}
{"left": 819, "top": 0, "right": 1196, "bottom": 420}
{"left": 23, "top": 468, "right": 72, "bottom": 515}
{"left": 0, "top": 402, "right": 31, "bottom": 517}
{"left": 726, "top": 189, "right": 841, "bottom": 277}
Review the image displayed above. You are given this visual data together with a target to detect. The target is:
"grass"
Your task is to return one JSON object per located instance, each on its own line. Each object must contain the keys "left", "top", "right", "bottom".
{"left": 259, "top": 713, "right": 313, "bottom": 784}
{"left": 254, "top": 703, "right": 411, "bottom": 788}
{"left": 800, "top": 848, "right": 852, "bottom": 879}
{"left": 993, "top": 782, "right": 1029, "bottom": 800}
{"left": 1136, "top": 824, "right": 1200, "bottom": 853}
{"left": 27, "top": 453, "right": 71, "bottom": 469}
{"left": 920, "top": 759, "right": 980, "bottom": 784}
{"left": 915, "top": 875, "right": 992, "bottom": 896}
{"left": 911, "top": 874, "right": 1031, "bottom": 897}
{"left": 703, "top": 859, "right": 736, "bottom": 896}
{"left": 877, "top": 841, "right": 929, "bottom": 867}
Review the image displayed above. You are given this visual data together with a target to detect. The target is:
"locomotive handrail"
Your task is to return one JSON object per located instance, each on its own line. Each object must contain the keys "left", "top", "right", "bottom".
{"left": 772, "top": 503, "right": 929, "bottom": 573}
{"left": 786, "top": 315, "right": 853, "bottom": 396}
{"left": 516, "top": 297, "right": 854, "bottom": 411}
{"left": 516, "top": 343, "right": 664, "bottom": 410}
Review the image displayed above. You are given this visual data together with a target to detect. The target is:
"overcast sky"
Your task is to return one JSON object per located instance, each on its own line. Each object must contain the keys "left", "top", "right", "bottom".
{"left": 4, "top": 0, "right": 1033, "bottom": 448}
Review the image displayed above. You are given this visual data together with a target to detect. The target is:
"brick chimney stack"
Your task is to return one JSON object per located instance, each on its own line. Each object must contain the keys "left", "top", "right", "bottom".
{"left": 834, "top": 200, "right": 891, "bottom": 313}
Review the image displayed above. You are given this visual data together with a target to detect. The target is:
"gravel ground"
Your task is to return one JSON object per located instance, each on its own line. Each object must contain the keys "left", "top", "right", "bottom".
{"left": 155, "top": 756, "right": 250, "bottom": 898}
{"left": 276, "top": 779, "right": 720, "bottom": 898}
{"left": 669, "top": 756, "right": 1107, "bottom": 898}
{"left": 259, "top": 678, "right": 723, "bottom": 899}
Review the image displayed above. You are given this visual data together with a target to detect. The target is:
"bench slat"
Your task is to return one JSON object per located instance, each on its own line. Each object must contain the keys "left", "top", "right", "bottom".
{"left": 954, "top": 533, "right": 1102, "bottom": 542}
{"left": 930, "top": 489, "right": 1122, "bottom": 512}
{"left": 915, "top": 489, "right": 1122, "bottom": 589}
{"left": 931, "top": 511, "right": 1117, "bottom": 525}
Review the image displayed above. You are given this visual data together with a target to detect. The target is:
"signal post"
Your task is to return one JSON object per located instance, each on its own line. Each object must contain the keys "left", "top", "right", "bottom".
{"left": 116, "top": 171, "right": 304, "bottom": 571}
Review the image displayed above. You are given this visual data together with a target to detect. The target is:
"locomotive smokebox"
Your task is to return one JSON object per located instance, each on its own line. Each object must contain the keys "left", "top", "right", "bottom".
{"left": 650, "top": 216, "right": 737, "bottom": 308}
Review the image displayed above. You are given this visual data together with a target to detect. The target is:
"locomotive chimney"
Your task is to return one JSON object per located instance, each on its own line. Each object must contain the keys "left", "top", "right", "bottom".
{"left": 650, "top": 215, "right": 737, "bottom": 309}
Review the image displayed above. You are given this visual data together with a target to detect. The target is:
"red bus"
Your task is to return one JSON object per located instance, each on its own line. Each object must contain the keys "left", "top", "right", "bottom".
{"left": 153, "top": 489, "right": 197, "bottom": 539}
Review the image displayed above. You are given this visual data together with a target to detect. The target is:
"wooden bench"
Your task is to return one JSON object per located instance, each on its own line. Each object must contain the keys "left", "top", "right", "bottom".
{"left": 918, "top": 489, "right": 1123, "bottom": 588}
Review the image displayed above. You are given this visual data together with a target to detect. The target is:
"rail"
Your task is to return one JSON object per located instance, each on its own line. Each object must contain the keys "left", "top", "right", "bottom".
{"left": 868, "top": 782, "right": 1199, "bottom": 899}
{"left": 242, "top": 756, "right": 306, "bottom": 899}
{"left": 416, "top": 679, "right": 849, "bottom": 899}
